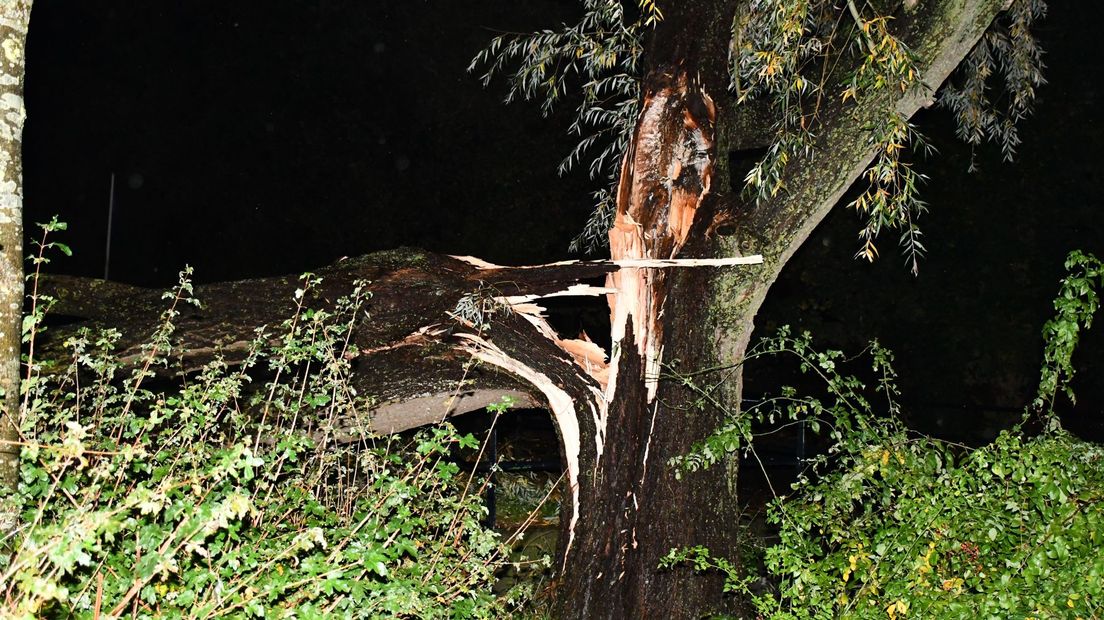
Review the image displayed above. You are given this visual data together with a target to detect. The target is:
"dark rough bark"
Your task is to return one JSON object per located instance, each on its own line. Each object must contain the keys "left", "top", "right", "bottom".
{"left": 39, "top": 249, "right": 616, "bottom": 437}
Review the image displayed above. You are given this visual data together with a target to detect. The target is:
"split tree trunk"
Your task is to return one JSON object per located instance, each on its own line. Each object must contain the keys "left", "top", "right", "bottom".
{"left": 554, "top": 0, "right": 1006, "bottom": 617}
{"left": 552, "top": 2, "right": 746, "bottom": 615}
{"left": 0, "top": 0, "right": 31, "bottom": 537}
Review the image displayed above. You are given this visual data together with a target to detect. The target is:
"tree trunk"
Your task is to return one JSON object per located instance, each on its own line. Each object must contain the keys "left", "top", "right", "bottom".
{"left": 0, "top": 0, "right": 31, "bottom": 537}
{"left": 37, "top": 250, "right": 753, "bottom": 440}
{"left": 552, "top": 3, "right": 746, "bottom": 616}
{"left": 553, "top": 0, "right": 1005, "bottom": 617}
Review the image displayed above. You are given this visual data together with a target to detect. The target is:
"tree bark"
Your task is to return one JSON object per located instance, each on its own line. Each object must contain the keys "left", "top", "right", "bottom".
{"left": 37, "top": 250, "right": 615, "bottom": 434}
{"left": 0, "top": 0, "right": 31, "bottom": 537}
{"left": 553, "top": 0, "right": 1006, "bottom": 617}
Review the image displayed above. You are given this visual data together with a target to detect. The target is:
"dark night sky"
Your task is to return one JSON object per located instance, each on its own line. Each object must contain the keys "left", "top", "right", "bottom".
{"left": 23, "top": 1, "right": 595, "bottom": 282}
{"left": 20, "top": 2, "right": 1104, "bottom": 441}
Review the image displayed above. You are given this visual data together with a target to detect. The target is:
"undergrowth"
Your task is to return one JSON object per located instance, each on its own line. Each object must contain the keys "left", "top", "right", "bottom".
{"left": 0, "top": 221, "right": 528, "bottom": 619}
{"left": 664, "top": 250, "right": 1104, "bottom": 618}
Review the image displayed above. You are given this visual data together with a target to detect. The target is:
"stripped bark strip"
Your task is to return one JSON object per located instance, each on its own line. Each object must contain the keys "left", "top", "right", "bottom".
{"left": 451, "top": 255, "right": 762, "bottom": 270}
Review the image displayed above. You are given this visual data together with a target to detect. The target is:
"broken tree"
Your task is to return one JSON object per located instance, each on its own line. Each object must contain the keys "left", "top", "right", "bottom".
{"left": 41, "top": 0, "right": 1033, "bottom": 616}
{"left": 529, "top": 1, "right": 1015, "bottom": 616}
{"left": 40, "top": 247, "right": 763, "bottom": 612}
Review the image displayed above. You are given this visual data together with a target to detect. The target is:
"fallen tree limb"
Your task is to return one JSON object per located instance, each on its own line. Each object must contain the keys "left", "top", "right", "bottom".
{"left": 36, "top": 248, "right": 762, "bottom": 439}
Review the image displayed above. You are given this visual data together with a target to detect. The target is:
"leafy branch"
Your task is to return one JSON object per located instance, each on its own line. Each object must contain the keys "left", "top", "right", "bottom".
{"left": 470, "top": 0, "right": 661, "bottom": 254}
{"left": 1033, "top": 250, "right": 1104, "bottom": 423}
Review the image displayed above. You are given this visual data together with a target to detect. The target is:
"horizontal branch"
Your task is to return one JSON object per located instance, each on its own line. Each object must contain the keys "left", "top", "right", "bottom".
{"left": 36, "top": 248, "right": 613, "bottom": 438}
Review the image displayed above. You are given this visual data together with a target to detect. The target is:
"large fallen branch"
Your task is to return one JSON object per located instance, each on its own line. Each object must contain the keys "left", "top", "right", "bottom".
{"left": 39, "top": 248, "right": 762, "bottom": 439}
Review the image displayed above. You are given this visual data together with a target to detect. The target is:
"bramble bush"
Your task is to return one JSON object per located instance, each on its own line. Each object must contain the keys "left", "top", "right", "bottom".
{"left": 0, "top": 220, "right": 524, "bottom": 619}
{"left": 665, "top": 250, "right": 1104, "bottom": 618}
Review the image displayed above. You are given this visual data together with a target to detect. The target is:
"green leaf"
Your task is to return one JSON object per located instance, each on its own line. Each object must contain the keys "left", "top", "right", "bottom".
{"left": 372, "top": 560, "right": 388, "bottom": 577}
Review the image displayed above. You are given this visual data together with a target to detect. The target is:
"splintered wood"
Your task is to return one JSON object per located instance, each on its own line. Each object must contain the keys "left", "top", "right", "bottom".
{"left": 451, "top": 254, "right": 763, "bottom": 394}
{"left": 453, "top": 332, "right": 590, "bottom": 566}
{"left": 607, "top": 70, "right": 719, "bottom": 406}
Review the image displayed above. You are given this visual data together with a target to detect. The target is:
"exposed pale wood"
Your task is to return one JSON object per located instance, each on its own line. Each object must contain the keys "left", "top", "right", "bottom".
{"left": 455, "top": 332, "right": 599, "bottom": 565}
{"left": 607, "top": 68, "right": 719, "bottom": 409}
{"left": 609, "top": 256, "right": 761, "bottom": 267}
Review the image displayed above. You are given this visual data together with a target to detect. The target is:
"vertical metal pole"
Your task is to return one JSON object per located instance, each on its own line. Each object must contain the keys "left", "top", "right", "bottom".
{"left": 486, "top": 424, "right": 498, "bottom": 528}
{"left": 797, "top": 418, "right": 806, "bottom": 478}
{"left": 104, "top": 173, "right": 115, "bottom": 280}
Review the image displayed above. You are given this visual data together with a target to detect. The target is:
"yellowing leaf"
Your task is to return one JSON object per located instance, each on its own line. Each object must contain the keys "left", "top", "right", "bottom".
{"left": 886, "top": 599, "right": 909, "bottom": 618}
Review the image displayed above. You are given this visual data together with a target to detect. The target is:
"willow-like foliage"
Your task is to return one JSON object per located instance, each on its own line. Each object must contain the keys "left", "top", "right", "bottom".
{"left": 939, "top": 0, "right": 1048, "bottom": 170}
{"left": 474, "top": 0, "right": 1047, "bottom": 271}
{"left": 469, "top": 1, "right": 653, "bottom": 254}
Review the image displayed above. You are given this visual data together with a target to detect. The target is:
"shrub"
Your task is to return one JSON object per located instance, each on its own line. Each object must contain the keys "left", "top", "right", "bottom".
{"left": 1, "top": 226, "right": 518, "bottom": 618}
{"left": 665, "top": 251, "right": 1104, "bottom": 618}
